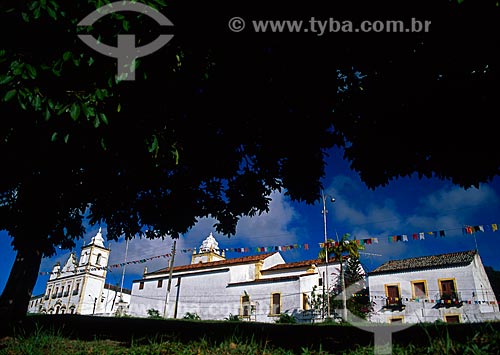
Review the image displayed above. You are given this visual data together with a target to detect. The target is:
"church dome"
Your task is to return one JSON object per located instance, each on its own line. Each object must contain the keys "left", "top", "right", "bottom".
{"left": 199, "top": 232, "right": 220, "bottom": 254}
{"left": 90, "top": 227, "right": 105, "bottom": 248}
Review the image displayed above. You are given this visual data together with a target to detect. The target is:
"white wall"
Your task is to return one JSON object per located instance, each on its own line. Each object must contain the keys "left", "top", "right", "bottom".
{"left": 368, "top": 257, "right": 500, "bottom": 323}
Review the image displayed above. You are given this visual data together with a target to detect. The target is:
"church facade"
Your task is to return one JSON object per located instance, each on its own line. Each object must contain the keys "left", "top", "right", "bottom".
{"left": 27, "top": 228, "right": 131, "bottom": 316}
{"left": 128, "top": 233, "right": 350, "bottom": 322}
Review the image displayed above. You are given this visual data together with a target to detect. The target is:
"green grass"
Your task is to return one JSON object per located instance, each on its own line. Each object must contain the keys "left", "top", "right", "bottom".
{"left": 2, "top": 321, "right": 500, "bottom": 354}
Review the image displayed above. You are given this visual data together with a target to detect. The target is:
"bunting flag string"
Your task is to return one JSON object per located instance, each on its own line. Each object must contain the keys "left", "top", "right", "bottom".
{"left": 39, "top": 222, "right": 498, "bottom": 275}
{"left": 38, "top": 243, "right": 310, "bottom": 275}
{"left": 343, "top": 222, "right": 498, "bottom": 248}
{"left": 180, "top": 243, "right": 309, "bottom": 254}
{"left": 370, "top": 294, "right": 500, "bottom": 305}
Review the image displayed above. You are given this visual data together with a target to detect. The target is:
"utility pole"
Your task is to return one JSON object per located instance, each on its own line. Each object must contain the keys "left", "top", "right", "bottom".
{"left": 335, "top": 230, "right": 348, "bottom": 322}
{"left": 119, "top": 237, "right": 130, "bottom": 301}
{"left": 163, "top": 239, "right": 176, "bottom": 318}
{"left": 93, "top": 297, "right": 97, "bottom": 315}
{"left": 321, "top": 190, "right": 335, "bottom": 319}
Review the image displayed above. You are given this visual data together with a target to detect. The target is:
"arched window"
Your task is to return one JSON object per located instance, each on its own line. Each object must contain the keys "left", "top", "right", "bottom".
{"left": 96, "top": 253, "right": 102, "bottom": 265}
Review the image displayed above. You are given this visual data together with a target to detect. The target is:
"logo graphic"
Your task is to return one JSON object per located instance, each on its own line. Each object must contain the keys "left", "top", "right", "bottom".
{"left": 78, "top": 1, "right": 174, "bottom": 81}
{"left": 333, "top": 280, "right": 413, "bottom": 355}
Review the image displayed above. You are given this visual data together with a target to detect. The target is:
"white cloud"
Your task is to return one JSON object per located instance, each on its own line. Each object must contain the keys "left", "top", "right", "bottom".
{"left": 418, "top": 184, "right": 499, "bottom": 215}
{"left": 104, "top": 190, "right": 300, "bottom": 279}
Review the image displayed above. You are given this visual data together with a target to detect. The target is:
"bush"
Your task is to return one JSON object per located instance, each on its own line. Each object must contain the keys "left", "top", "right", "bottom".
{"left": 275, "top": 313, "right": 296, "bottom": 324}
{"left": 147, "top": 308, "right": 162, "bottom": 319}
{"left": 183, "top": 312, "right": 201, "bottom": 320}
{"left": 225, "top": 313, "right": 241, "bottom": 322}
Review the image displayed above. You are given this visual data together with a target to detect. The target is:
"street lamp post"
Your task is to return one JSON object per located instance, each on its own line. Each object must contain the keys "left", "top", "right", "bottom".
{"left": 321, "top": 190, "right": 335, "bottom": 319}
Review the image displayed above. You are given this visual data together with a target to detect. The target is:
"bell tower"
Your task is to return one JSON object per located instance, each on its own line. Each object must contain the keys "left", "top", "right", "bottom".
{"left": 191, "top": 232, "right": 226, "bottom": 264}
{"left": 76, "top": 227, "right": 110, "bottom": 314}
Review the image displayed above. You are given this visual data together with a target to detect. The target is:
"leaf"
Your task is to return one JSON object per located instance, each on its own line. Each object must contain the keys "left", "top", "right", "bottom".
{"left": 44, "top": 107, "right": 51, "bottom": 121}
{"left": 3, "top": 89, "right": 17, "bottom": 102}
{"left": 47, "top": 6, "right": 57, "bottom": 20}
{"left": 148, "top": 135, "right": 159, "bottom": 153}
{"left": 64, "top": 134, "right": 70, "bottom": 143}
{"left": 172, "top": 148, "right": 179, "bottom": 165}
{"left": 57, "top": 104, "right": 69, "bottom": 115}
{"left": 63, "top": 51, "right": 71, "bottom": 61}
{"left": 95, "top": 88, "right": 108, "bottom": 100}
{"left": 99, "top": 112, "right": 109, "bottom": 125}
{"left": 51, "top": 132, "right": 58, "bottom": 141}
{"left": 0, "top": 75, "right": 13, "bottom": 85}
{"left": 33, "top": 95, "right": 42, "bottom": 110}
{"left": 70, "top": 102, "right": 80, "bottom": 121}
{"left": 93, "top": 116, "right": 100, "bottom": 128}
{"left": 28, "top": 1, "right": 39, "bottom": 11}
{"left": 100, "top": 137, "right": 107, "bottom": 151}
{"left": 33, "top": 8, "right": 41, "bottom": 19}
{"left": 117, "top": 103, "right": 121, "bottom": 112}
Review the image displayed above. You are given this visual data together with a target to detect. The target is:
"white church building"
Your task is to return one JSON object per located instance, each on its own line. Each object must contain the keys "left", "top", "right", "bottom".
{"left": 27, "top": 228, "right": 131, "bottom": 316}
{"left": 128, "top": 233, "right": 352, "bottom": 322}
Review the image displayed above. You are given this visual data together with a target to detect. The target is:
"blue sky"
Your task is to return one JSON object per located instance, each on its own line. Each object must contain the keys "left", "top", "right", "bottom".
{"left": 1, "top": 146, "right": 500, "bottom": 297}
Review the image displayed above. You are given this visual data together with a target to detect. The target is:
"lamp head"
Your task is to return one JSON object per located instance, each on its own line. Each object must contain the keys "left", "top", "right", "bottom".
{"left": 330, "top": 197, "right": 336, "bottom": 203}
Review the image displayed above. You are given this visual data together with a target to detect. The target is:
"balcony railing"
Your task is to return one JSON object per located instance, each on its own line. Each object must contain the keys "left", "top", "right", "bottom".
{"left": 436, "top": 291, "right": 463, "bottom": 308}
{"left": 384, "top": 296, "right": 406, "bottom": 311}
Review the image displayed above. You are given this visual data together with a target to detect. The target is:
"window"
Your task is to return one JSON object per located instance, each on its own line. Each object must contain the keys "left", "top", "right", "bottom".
{"left": 318, "top": 278, "right": 323, "bottom": 287}
{"left": 389, "top": 316, "right": 404, "bottom": 324}
{"left": 412, "top": 280, "right": 427, "bottom": 298}
{"left": 96, "top": 253, "right": 102, "bottom": 265}
{"left": 439, "top": 279, "right": 456, "bottom": 297}
{"left": 445, "top": 315, "right": 460, "bottom": 323}
{"left": 271, "top": 293, "right": 281, "bottom": 315}
{"left": 157, "top": 279, "right": 163, "bottom": 288}
{"left": 385, "top": 284, "right": 400, "bottom": 305}
{"left": 73, "top": 283, "right": 80, "bottom": 296}
{"left": 383, "top": 284, "right": 405, "bottom": 310}
{"left": 302, "top": 293, "right": 310, "bottom": 311}
{"left": 241, "top": 294, "right": 251, "bottom": 317}
{"left": 139, "top": 282, "right": 144, "bottom": 290}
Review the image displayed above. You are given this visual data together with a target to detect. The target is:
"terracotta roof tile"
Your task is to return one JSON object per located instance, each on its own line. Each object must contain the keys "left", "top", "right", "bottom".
{"left": 264, "top": 259, "right": 318, "bottom": 271}
{"left": 147, "top": 252, "right": 278, "bottom": 275}
{"left": 263, "top": 256, "right": 346, "bottom": 271}
{"left": 368, "top": 250, "right": 477, "bottom": 275}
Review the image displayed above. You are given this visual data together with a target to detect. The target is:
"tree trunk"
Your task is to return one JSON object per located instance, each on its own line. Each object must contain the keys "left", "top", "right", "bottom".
{"left": 0, "top": 246, "right": 43, "bottom": 328}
